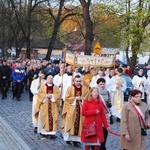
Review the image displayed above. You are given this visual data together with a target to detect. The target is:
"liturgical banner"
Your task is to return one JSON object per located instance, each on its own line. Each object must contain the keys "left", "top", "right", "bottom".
{"left": 66, "top": 53, "right": 114, "bottom": 67}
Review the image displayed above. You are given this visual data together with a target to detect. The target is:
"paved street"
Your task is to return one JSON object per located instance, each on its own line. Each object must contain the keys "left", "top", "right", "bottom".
{"left": 0, "top": 90, "right": 150, "bottom": 150}
{"left": 0, "top": 116, "right": 31, "bottom": 150}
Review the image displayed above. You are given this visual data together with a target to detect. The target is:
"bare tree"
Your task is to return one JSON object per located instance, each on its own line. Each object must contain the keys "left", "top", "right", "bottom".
{"left": 9, "top": 0, "right": 47, "bottom": 58}
{"left": 79, "top": 0, "right": 94, "bottom": 55}
{"left": 45, "top": 0, "right": 77, "bottom": 60}
{"left": 0, "top": 0, "right": 8, "bottom": 56}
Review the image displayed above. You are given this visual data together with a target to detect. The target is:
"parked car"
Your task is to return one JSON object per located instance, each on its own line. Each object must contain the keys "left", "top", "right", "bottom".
{"left": 121, "top": 73, "right": 133, "bottom": 101}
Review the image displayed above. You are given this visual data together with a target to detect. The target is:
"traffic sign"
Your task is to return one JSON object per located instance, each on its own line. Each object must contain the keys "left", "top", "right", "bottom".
{"left": 93, "top": 42, "right": 102, "bottom": 54}
{"left": 7, "top": 48, "right": 12, "bottom": 54}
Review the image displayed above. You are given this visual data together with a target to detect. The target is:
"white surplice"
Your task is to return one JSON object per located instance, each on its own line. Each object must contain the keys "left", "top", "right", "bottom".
{"left": 108, "top": 75, "right": 127, "bottom": 117}
{"left": 30, "top": 78, "right": 46, "bottom": 127}
{"left": 132, "top": 75, "right": 148, "bottom": 99}
{"left": 62, "top": 73, "right": 72, "bottom": 100}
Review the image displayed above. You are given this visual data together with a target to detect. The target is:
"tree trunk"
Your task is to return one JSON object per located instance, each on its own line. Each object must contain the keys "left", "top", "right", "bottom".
{"left": 80, "top": 0, "right": 94, "bottom": 55}
{"left": 26, "top": 1, "right": 31, "bottom": 59}
{"left": 2, "top": 17, "right": 5, "bottom": 57}
{"left": 16, "top": 42, "right": 19, "bottom": 58}
{"left": 125, "top": 45, "right": 130, "bottom": 65}
{"left": 7, "top": 0, "right": 12, "bottom": 50}
{"left": 84, "top": 7, "right": 94, "bottom": 55}
{"left": 0, "top": 2, "right": 6, "bottom": 57}
{"left": 125, "top": 0, "right": 131, "bottom": 65}
{"left": 45, "top": 23, "right": 60, "bottom": 60}
{"left": 130, "top": 51, "right": 137, "bottom": 70}
{"left": 18, "top": 38, "right": 26, "bottom": 57}
{"left": 84, "top": 36, "right": 93, "bottom": 55}
{"left": 85, "top": 26, "right": 93, "bottom": 55}
{"left": 130, "top": 42, "right": 140, "bottom": 70}
{"left": 26, "top": 38, "right": 31, "bottom": 59}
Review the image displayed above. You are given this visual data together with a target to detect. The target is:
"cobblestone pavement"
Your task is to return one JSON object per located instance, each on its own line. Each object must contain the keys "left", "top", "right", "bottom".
{"left": 0, "top": 116, "right": 31, "bottom": 150}
{"left": 0, "top": 90, "right": 150, "bottom": 150}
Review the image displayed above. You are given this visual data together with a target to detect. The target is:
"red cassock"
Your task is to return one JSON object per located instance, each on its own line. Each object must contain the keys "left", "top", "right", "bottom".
{"left": 81, "top": 99, "right": 109, "bottom": 143}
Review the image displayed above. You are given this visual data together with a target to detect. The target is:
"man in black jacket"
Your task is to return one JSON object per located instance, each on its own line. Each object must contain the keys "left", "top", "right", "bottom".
{"left": 0, "top": 60, "right": 12, "bottom": 99}
{"left": 27, "top": 64, "right": 39, "bottom": 101}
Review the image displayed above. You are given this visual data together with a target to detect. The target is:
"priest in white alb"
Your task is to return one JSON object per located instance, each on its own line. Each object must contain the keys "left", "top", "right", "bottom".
{"left": 30, "top": 70, "right": 46, "bottom": 133}
{"left": 108, "top": 68, "right": 127, "bottom": 121}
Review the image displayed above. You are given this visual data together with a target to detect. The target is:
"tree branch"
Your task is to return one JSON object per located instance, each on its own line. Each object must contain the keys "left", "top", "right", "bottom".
{"left": 9, "top": 0, "right": 28, "bottom": 40}
{"left": 60, "top": 13, "right": 76, "bottom": 24}
{"left": 31, "top": 0, "right": 47, "bottom": 12}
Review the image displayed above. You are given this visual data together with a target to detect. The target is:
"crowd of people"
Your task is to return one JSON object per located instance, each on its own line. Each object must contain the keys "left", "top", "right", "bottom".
{"left": 0, "top": 57, "right": 150, "bottom": 150}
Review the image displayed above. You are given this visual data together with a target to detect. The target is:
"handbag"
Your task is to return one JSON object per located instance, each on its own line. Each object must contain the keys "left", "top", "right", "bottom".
{"left": 141, "top": 128, "right": 147, "bottom": 136}
{"left": 110, "top": 115, "right": 114, "bottom": 124}
{"left": 82, "top": 122, "right": 96, "bottom": 137}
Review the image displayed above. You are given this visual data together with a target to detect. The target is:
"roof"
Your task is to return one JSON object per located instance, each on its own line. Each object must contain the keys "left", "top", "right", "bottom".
{"left": 10, "top": 38, "right": 65, "bottom": 50}
{"left": 70, "top": 44, "right": 120, "bottom": 54}
{"left": 31, "top": 38, "right": 65, "bottom": 49}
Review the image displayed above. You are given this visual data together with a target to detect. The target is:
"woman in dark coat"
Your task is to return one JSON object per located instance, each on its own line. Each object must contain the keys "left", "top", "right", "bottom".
{"left": 81, "top": 87, "right": 110, "bottom": 150}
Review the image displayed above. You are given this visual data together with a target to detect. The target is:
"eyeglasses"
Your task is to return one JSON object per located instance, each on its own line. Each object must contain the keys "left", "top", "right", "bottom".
{"left": 134, "top": 96, "right": 142, "bottom": 98}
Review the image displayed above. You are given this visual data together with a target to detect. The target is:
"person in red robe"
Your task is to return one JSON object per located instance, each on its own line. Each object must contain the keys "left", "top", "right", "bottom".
{"left": 125, "top": 65, "right": 132, "bottom": 77}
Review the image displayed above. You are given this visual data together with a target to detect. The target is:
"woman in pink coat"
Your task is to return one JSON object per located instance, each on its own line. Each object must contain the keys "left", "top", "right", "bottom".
{"left": 81, "top": 87, "right": 110, "bottom": 150}
{"left": 119, "top": 89, "right": 150, "bottom": 150}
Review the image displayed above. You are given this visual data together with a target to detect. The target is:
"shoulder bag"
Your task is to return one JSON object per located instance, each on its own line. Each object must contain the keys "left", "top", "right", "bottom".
{"left": 82, "top": 121, "right": 96, "bottom": 137}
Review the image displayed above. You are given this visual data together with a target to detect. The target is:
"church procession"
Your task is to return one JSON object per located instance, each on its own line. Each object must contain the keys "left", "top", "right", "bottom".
{"left": 0, "top": 51, "right": 150, "bottom": 150}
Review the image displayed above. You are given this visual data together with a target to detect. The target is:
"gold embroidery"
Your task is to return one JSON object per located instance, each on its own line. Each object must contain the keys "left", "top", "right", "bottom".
{"left": 47, "top": 86, "right": 53, "bottom": 131}
{"left": 74, "top": 89, "right": 81, "bottom": 135}
{"left": 48, "top": 100, "right": 53, "bottom": 131}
